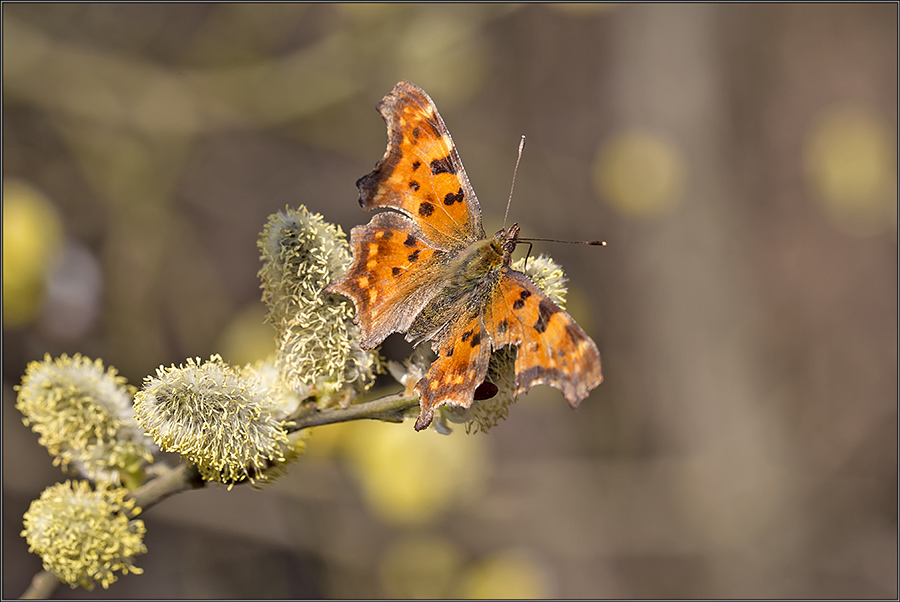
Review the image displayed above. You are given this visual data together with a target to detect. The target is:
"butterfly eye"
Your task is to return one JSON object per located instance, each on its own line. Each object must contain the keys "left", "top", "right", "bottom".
{"left": 473, "top": 381, "right": 499, "bottom": 401}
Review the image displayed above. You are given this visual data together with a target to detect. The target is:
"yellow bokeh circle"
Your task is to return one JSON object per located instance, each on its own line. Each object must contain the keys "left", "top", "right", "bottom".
{"left": 380, "top": 535, "right": 463, "bottom": 599}
{"left": 593, "top": 131, "right": 686, "bottom": 218}
{"left": 803, "top": 105, "right": 896, "bottom": 236}
{"left": 344, "top": 420, "right": 487, "bottom": 525}
{"left": 460, "top": 549, "right": 551, "bottom": 599}
{"left": 3, "top": 180, "right": 64, "bottom": 326}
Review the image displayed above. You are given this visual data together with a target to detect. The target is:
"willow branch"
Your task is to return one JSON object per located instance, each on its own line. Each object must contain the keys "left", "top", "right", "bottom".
{"left": 130, "top": 462, "right": 205, "bottom": 512}
{"left": 289, "top": 391, "right": 419, "bottom": 431}
{"left": 20, "top": 570, "right": 59, "bottom": 600}
{"left": 20, "top": 392, "right": 418, "bottom": 599}
{"left": 125, "top": 394, "right": 419, "bottom": 511}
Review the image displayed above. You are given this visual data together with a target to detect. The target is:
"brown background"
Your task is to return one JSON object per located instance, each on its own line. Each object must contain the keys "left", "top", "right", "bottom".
{"left": 3, "top": 4, "right": 897, "bottom": 599}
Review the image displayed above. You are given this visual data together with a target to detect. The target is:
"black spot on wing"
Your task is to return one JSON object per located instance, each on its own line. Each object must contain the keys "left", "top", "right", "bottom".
{"left": 412, "top": 160, "right": 421, "bottom": 171}
{"left": 443, "top": 187, "right": 464, "bottom": 206}
{"left": 470, "top": 330, "right": 481, "bottom": 347}
{"left": 408, "top": 250, "right": 421, "bottom": 262}
{"left": 409, "top": 180, "right": 420, "bottom": 191}
{"left": 513, "top": 289, "right": 532, "bottom": 310}
{"left": 404, "top": 233, "right": 417, "bottom": 247}
{"left": 497, "top": 319, "right": 508, "bottom": 335}
{"left": 419, "top": 202, "right": 435, "bottom": 217}
{"left": 534, "top": 300, "right": 558, "bottom": 333}
{"left": 392, "top": 267, "right": 401, "bottom": 276}
{"left": 430, "top": 155, "right": 456, "bottom": 175}
{"left": 461, "top": 329, "right": 473, "bottom": 342}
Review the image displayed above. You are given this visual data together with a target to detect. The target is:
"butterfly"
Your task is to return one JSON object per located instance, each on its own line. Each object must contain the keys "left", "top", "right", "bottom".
{"left": 325, "top": 80, "right": 603, "bottom": 431}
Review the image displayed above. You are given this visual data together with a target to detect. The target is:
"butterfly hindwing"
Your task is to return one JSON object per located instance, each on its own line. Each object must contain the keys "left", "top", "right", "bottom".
{"left": 413, "top": 311, "right": 492, "bottom": 431}
{"left": 324, "top": 212, "right": 449, "bottom": 349}
{"left": 487, "top": 269, "right": 603, "bottom": 406}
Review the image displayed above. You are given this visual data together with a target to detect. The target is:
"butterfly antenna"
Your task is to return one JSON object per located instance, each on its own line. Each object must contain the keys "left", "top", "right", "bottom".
{"left": 519, "top": 237, "right": 608, "bottom": 246}
{"left": 503, "top": 135, "right": 526, "bottom": 229}
{"left": 517, "top": 237, "right": 606, "bottom": 272}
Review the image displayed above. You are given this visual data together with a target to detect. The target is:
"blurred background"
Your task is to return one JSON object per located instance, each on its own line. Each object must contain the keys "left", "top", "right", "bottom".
{"left": 3, "top": 3, "right": 897, "bottom": 599}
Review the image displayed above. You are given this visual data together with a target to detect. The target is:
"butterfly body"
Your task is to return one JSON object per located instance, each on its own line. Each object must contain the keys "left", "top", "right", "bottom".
{"left": 437, "top": 225, "right": 518, "bottom": 297}
{"left": 405, "top": 225, "right": 517, "bottom": 348}
{"left": 326, "top": 81, "right": 602, "bottom": 430}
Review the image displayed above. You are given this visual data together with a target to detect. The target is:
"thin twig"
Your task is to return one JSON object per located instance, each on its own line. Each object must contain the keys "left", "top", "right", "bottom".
{"left": 130, "top": 463, "right": 205, "bottom": 512}
{"left": 289, "top": 392, "right": 420, "bottom": 431}
{"left": 20, "top": 570, "right": 59, "bottom": 599}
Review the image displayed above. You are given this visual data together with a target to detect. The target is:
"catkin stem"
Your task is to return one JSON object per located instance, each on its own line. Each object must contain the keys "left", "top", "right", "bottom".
{"left": 289, "top": 392, "right": 420, "bottom": 431}
{"left": 130, "top": 463, "right": 204, "bottom": 512}
{"left": 20, "top": 570, "right": 59, "bottom": 599}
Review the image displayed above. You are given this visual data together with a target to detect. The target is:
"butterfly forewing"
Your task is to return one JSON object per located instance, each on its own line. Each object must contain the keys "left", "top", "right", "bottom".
{"left": 356, "top": 80, "right": 484, "bottom": 250}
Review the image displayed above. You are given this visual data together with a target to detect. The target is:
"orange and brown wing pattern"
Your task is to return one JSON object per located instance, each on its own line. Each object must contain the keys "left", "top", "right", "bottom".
{"left": 413, "top": 312, "right": 492, "bottom": 431}
{"left": 486, "top": 269, "right": 603, "bottom": 406}
{"left": 324, "top": 212, "right": 449, "bottom": 349}
{"left": 356, "top": 80, "right": 484, "bottom": 250}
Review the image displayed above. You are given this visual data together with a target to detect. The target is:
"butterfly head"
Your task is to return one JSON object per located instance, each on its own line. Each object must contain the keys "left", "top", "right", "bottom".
{"left": 495, "top": 222, "right": 521, "bottom": 267}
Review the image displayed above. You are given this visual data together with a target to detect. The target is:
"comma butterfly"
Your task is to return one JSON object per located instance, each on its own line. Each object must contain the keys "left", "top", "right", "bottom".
{"left": 326, "top": 80, "right": 603, "bottom": 430}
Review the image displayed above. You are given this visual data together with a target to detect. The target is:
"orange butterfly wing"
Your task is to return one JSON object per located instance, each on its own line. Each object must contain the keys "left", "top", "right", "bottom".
{"left": 325, "top": 211, "right": 450, "bottom": 348}
{"left": 327, "top": 81, "right": 485, "bottom": 347}
{"left": 485, "top": 269, "right": 603, "bottom": 407}
{"left": 412, "top": 266, "right": 603, "bottom": 431}
{"left": 412, "top": 311, "right": 492, "bottom": 431}
{"left": 355, "top": 80, "right": 484, "bottom": 249}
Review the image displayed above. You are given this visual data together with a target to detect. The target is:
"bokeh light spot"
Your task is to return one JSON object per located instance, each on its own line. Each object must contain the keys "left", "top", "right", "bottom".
{"left": 3, "top": 180, "right": 64, "bottom": 326}
{"left": 460, "top": 549, "right": 551, "bottom": 599}
{"left": 344, "top": 420, "right": 487, "bottom": 525}
{"left": 380, "top": 535, "right": 463, "bottom": 599}
{"left": 217, "top": 304, "right": 276, "bottom": 367}
{"left": 803, "top": 105, "right": 896, "bottom": 236}
{"left": 593, "top": 131, "right": 686, "bottom": 218}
